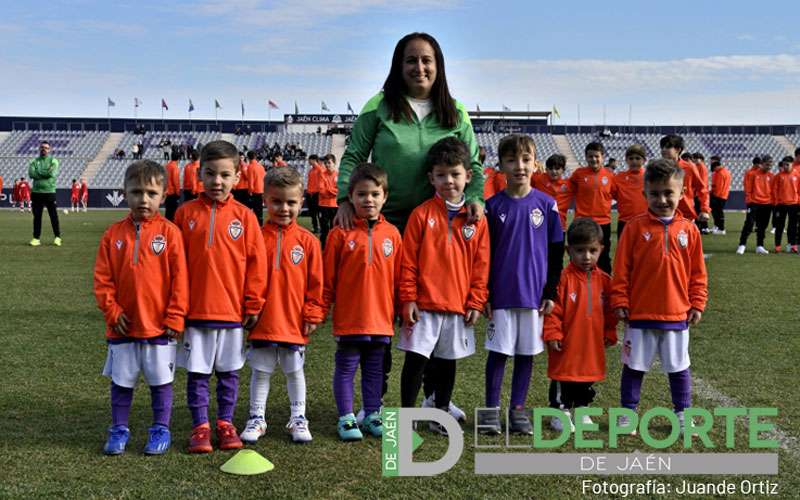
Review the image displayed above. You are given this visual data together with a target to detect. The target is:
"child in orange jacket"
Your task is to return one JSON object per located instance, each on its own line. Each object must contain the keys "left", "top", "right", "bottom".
{"left": 318, "top": 153, "right": 339, "bottom": 247}
{"left": 241, "top": 168, "right": 324, "bottom": 445}
{"left": 612, "top": 159, "right": 708, "bottom": 436}
{"left": 398, "top": 137, "right": 490, "bottom": 434}
{"left": 70, "top": 178, "right": 80, "bottom": 212}
{"left": 709, "top": 155, "right": 731, "bottom": 235}
{"left": 543, "top": 218, "right": 616, "bottom": 433}
{"left": 772, "top": 156, "right": 799, "bottom": 253}
{"left": 324, "top": 163, "right": 403, "bottom": 441}
{"left": 246, "top": 151, "right": 266, "bottom": 226}
{"left": 305, "top": 154, "right": 323, "bottom": 233}
{"left": 164, "top": 153, "right": 182, "bottom": 221}
{"left": 94, "top": 160, "right": 189, "bottom": 455}
{"left": 533, "top": 154, "right": 572, "bottom": 232}
{"left": 173, "top": 140, "right": 268, "bottom": 453}
{"left": 737, "top": 155, "right": 774, "bottom": 254}
{"left": 611, "top": 144, "right": 648, "bottom": 238}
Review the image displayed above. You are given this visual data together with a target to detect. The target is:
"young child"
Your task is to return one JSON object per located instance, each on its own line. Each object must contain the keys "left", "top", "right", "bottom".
{"left": 568, "top": 142, "right": 614, "bottom": 273}
{"left": 19, "top": 177, "right": 31, "bottom": 212}
{"left": 70, "top": 178, "right": 80, "bottom": 212}
{"left": 173, "top": 140, "right": 267, "bottom": 453}
{"left": 544, "top": 218, "right": 616, "bottom": 432}
{"left": 398, "top": 136, "right": 490, "bottom": 434}
{"left": 737, "top": 156, "right": 774, "bottom": 255}
{"left": 233, "top": 151, "right": 250, "bottom": 205}
{"left": 659, "top": 135, "right": 710, "bottom": 225}
{"left": 318, "top": 153, "right": 339, "bottom": 247}
{"left": 182, "top": 155, "right": 198, "bottom": 204}
{"left": 480, "top": 134, "right": 564, "bottom": 436}
{"left": 80, "top": 177, "right": 89, "bottom": 212}
{"left": 533, "top": 154, "right": 572, "bottom": 232}
{"left": 246, "top": 151, "right": 266, "bottom": 226}
{"left": 94, "top": 160, "right": 189, "bottom": 455}
{"left": 241, "top": 168, "right": 324, "bottom": 444}
{"left": 771, "top": 156, "right": 799, "bottom": 253}
{"left": 709, "top": 156, "right": 731, "bottom": 235}
{"left": 611, "top": 159, "right": 708, "bottom": 435}
{"left": 305, "top": 154, "right": 322, "bottom": 233}
{"left": 611, "top": 144, "right": 648, "bottom": 238}
{"left": 164, "top": 153, "right": 182, "bottom": 221}
{"left": 692, "top": 153, "right": 710, "bottom": 234}
{"left": 324, "top": 163, "right": 402, "bottom": 440}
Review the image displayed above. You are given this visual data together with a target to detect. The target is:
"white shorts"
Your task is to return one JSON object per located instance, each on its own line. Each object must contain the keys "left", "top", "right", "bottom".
{"left": 247, "top": 345, "right": 305, "bottom": 374}
{"left": 397, "top": 311, "right": 475, "bottom": 360}
{"left": 102, "top": 340, "right": 177, "bottom": 388}
{"left": 485, "top": 308, "right": 544, "bottom": 356}
{"left": 621, "top": 327, "right": 690, "bottom": 373}
{"left": 177, "top": 327, "right": 246, "bottom": 374}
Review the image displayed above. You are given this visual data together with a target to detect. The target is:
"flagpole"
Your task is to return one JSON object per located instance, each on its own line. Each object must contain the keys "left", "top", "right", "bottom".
{"left": 107, "top": 102, "right": 111, "bottom": 131}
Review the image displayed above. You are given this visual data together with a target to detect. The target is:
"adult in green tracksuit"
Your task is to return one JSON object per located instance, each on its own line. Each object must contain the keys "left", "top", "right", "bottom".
{"left": 28, "top": 141, "right": 62, "bottom": 246}
{"left": 334, "top": 33, "right": 484, "bottom": 423}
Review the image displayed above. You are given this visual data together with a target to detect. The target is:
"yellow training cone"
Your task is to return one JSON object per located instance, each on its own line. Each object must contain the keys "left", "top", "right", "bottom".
{"left": 220, "top": 449, "right": 275, "bottom": 475}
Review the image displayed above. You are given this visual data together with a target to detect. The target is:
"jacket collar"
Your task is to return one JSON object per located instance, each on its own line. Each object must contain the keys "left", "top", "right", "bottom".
{"left": 263, "top": 219, "right": 298, "bottom": 234}
{"left": 353, "top": 214, "right": 386, "bottom": 229}
{"left": 199, "top": 192, "right": 232, "bottom": 207}
{"left": 127, "top": 212, "right": 161, "bottom": 227}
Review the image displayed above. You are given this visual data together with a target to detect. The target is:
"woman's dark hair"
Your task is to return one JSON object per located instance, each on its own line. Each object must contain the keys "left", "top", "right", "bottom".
{"left": 383, "top": 32, "right": 458, "bottom": 129}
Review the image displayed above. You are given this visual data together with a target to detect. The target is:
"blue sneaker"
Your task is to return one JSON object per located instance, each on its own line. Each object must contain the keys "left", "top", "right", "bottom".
{"left": 143, "top": 424, "right": 171, "bottom": 455}
{"left": 362, "top": 412, "right": 383, "bottom": 437}
{"left": 337, "top": 413, "right": 363, "bottom": 441}
{"left": 103, "top": 425, "right": 130, "bottom": 455}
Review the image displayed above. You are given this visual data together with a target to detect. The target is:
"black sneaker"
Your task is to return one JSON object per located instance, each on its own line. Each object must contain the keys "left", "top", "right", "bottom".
{"left": 509, "top": 408, "right": 533, "bottom": 435}
{"left": 477, "top": 408, "right": 502, "bottom": 435}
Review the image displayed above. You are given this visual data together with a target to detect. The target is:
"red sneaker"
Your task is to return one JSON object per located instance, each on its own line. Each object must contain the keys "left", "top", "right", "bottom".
{"left": 792, "top": 245, "right": 799, "bottom": 254}
{"left": 216, "top": 420, "right": 243, "bottom": 450}
{"left": 188, "top": 423, "right": 213, "bottom": 453}
{"left": 775, "top": 245, "right": 782, "bottom": 253}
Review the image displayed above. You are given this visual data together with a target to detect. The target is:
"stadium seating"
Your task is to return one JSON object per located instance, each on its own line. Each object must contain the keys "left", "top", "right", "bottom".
{"left": 476, "top": 133, "right": 560, "bottom": 166}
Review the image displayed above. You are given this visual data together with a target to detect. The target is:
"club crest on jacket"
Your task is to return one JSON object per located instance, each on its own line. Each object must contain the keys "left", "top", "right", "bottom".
{"left": 228, "top": 220, "right": 243, "bottom": 240}
{"left": 151, "top": 234, "right": 166, "bottom": 256}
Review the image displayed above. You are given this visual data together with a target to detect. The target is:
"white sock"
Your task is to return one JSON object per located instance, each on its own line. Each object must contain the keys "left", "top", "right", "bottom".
{"left": 286, "top": 368, "right": 306, "bottom": 418}
{"left": 249, "top": 369, "right": 271, "bottom": 418}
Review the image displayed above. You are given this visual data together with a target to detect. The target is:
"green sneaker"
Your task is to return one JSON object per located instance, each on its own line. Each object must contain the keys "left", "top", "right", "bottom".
{"left": 337, "top": 413, "right": 363, "bottom": 441}
{"left": 362, "top": 412, "right": 383, "bottom": 437}
{"left": 29, "top": 238, "right": 41, "bottom": 247}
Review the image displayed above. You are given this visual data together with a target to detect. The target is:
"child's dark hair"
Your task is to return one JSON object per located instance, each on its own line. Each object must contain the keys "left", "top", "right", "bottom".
{"left": 308, "top": 154, "right": 319, "bottom": 162}
{"left": 585, "top": 141, "right": 605, "bottom": 155}
{"left": 795, "top": 147, "right": 800, "bottom": 157}
{"left": 72, "top": 178, "right": 77, "bottom": 183}
{"left": 425, "top": 136, "right": 469, "bottom": 173}
{"left": 124, "top": 160, "right": 166, "bottom": 190}
{"left": 545, "top": 154, "right": 566, "bottom": 170}
{"left": 348, "top": 163, "right": 389, "bottom": 195}
{"left": 324, "top": 153, "right": 336, "bottom": 163}
{"left": 247, "top": 150, "right": 257, "bottom": 160}
{"left": 625, "top": 144, "right": 647, "bottom": 159}
{"left": 692, "top": 152, "right": 705, "bottom": 162}
{"left": 752, "top": 156, "right": 762, "bottom": 165}
{"left": 170, "top": 151, "right": 180, "bottom": 161}
{"left": 498, "top": 134, "right": 536, "bottom": 160}
{"left": 567, "top": 217, "right": 604, "bottom": 246}
{"left": 644, "top": 159, "right": 685, "bottom": 185}
{"left": 201, "top": 140, "right": 240, "bottom": 171}
{"left": 761, "top": 154, "right": 773, "bottom": 163}
{"left": 659, "top": 134, "right": 685, "bottom": 151}
{"left": 478, "top": 146, "right": 486, "bottom": 164}
{"left": 782, "top": 155, "right": 794, "bottom": 164}
{"left": 264, "top": 167, "right": 303, "bottom": 191}
{"left": 191, "top": 150, "right": 199, "bottom": 161}
{"left": 680, "top": 152, "right": 692, "bottom": 161}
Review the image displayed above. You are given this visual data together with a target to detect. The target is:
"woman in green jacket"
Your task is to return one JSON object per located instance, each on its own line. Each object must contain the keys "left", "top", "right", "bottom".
{"left": 335, "top": 32, "right": 484, "bottom": 232}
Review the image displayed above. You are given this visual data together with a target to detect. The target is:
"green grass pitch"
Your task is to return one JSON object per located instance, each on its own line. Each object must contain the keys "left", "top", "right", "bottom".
{"left": 1, "top": 209, "right": 798, "bottom": 498}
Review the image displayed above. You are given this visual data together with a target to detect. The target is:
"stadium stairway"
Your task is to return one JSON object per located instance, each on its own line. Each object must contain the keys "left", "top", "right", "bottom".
{"left": 331, "top": 134, "right": 347, "bottom": 163}
{"left": 84, "top": 133, "right": 124, "bottom": 182}
{"left": 773, "top": 135, "right": 796, "bottom": 156}
{"left": 553, "top": 134, "right": 580, "bottom": 172}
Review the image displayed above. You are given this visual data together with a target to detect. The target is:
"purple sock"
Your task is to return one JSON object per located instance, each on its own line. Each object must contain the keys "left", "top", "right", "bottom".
{"left": 216, "top": 370, "right": 240, "bottom": 423}
{"left": 150, "top": 383, "right": 173, "bottom": 428}
{"left": 187, "top": 372, "right": 211, "bottom": 427}
{"left": 485, "top": 351, "right": 507, "bottom": 407}
{"left": 668, "top": 368, "right": 692, "bottom": 412}
{"left": 111, "top": 383, "right": 133, "bottom": 427}
{"left": 510, "top": 355, "right": 533, "bottom": 408}
{"left": 360, "top": 346, "right": 385, "bottom": 415}
{"left": 333, "top": 347, "right": 360, "bottom": 416}
{"left": 620, "top": 365, "right": 645, "bottom": 410}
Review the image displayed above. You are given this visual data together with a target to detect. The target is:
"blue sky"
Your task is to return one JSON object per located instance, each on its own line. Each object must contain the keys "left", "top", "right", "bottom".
{"left": 1, "top": 0, "right": 799, "bottom": 124}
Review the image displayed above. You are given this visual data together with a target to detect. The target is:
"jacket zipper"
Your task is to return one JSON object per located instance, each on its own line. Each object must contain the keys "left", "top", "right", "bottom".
{"left": 367, "top": 226, "right": 373, "bottom": 264}
{"left": 276, "top": 227, "right": 282, "bottom": 269}
{"left": 207, "top": 201, "right": 217, "bottom": 247}
{"left": 663, "top": 223, "right": 669, "bottom": 255}
{"left": 586, "top": 270, "right": 592, "bottom": 314}
{"left": 133, "top": 222, "right": 140, "bottom": 265}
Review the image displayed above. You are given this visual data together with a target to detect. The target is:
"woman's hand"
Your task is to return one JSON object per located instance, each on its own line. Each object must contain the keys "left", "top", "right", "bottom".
{"left": 333, "top": 200, "right": 355, "bottom": 230}
{"left": 466, "top": 202, "right": 484, "bottom": 225}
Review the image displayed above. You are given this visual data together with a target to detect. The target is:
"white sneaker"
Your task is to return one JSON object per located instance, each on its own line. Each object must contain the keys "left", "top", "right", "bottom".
{"left": 550, "top": 410, "right": 574, "bottom": 433}
{"left": 770, "top": 227, "right": 776, "bottom": 234}
{"left": 240, "top": 416, "right": 267, "bottom": 443}
{"left": 712, "top": 228, "right": 726, "bottom": 235}
{"left": 617, "top": 414, "right": 638, "bottom": 435}
{"left": 286, "top": 415, "right": 312, "bottom": 443}
{"left": 676, "top": 411, "right": 696, "bottom": 437}
{"left": 422, "top": 394, "right": 466, "bottom": 423}
{"left": 736, "top": 245, "right": 746, "bottom": 255}
{"left": 576, "top": 407, "right": 593, "bottom": 425}
{"left": 755, "top": 246, "right": 769, "bottom": 254}
{"left": 356, "top": 408, "right": 365, "bottom": 426}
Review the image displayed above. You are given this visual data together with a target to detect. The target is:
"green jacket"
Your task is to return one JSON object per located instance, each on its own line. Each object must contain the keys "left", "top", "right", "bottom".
{"left": 28, "top": 156, "right": 59, "bottom": 193}
{"left": 338, "top": 92, "right": 483, "bottom": 228}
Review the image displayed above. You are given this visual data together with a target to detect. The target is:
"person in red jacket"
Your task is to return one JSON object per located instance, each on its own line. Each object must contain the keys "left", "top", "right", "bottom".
{"left": 612, "top": 159, "right": 708, "bottom": 436}
{"left": 533, "top": 154, "right": 572, "bottom": 232}
{"left": 737, "top": 155, "right": 774, "bottom": 254}
{"left": 305, "top": 154, "right": 322, "bottom": 233}
{"left": 398, "top": 137, "right": 490, "bottom": 435}
{"left": 94, "top": 160, "right": 189, "bottom": 455}
{"left": 79, "top": 177, "right": 89, "bottom": 212}
{"left": 164, "top": 153, "right": 182, "bottom": 221}
{"left": 772, "top": 156, "right": 799, "bottom": 253}
{"left": 246, "top": 151, "right": 266, "bottom": 226}
{"left": 241, "top": 168, "right": 324, "bottom": 445}
{"left": 232, "top": 151, "right": 250, "bottom": 204}
{"left": 182, "top": 153, "right": 199, "bottom": 204}
{"left": 18, "top": 177, "right": 31, "bottom": 212}
{"left": 324, "top": 163, "right": 402, "bottom": 441}
{"left": 660, "top": 135, "right": 710, "bottom": 224}
{"left": 708, "top": 156, "right": 731, "bottom": 235}
{"left": 543, "top": 218, "right": 617, "bottom": 432}
{"left": 70, "top": 178, "right": 80, "bottom": 212}
{"left": 691, "top": 152, "right": 711, "bottom": 234}
{"left": 173, "top": 140, "right": 268, "bottom": 453}
{"left": 611, "top": 144, "right": 648, "bottom": 239}
{"left": 318, "top": 153, "right": 339, "bottom": 247}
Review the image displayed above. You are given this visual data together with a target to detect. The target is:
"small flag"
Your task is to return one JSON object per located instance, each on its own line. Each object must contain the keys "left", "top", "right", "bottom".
{"left": 321, "top": 101, "right": 330, "bottom": 112}
{"left": 552, "top": 105, "right": 560, "bottom": 119}
{"left": 241, "top": 99, "right": 245, "bottom": 117}
{"left": 294, "top": 101, "right": 299, "bottom": 115}
{"left": 215, "top": 99, "right": 222, "bottom": 110}
{"left": 134, "top": 97, "right": 141, "bottom": 108}
{"left": 346, "top": 102, "right": 354, "bottom": 114}
{"left": 161, "top": 99, "right": 169, "bottom": 110}
{"left": 107, "top": 97, "right": 115, "bottom": 107}
{"left": 502, "top": 105, "right": 511, "bottom": 111}
{"left": 268, "top": 100, "right": 279, "bottom": 110}
{"left": 188, "top": 99, "right": 195, "bottom": 112}
{"left": 476, "top": 103, "right": 481, "bottom": 112}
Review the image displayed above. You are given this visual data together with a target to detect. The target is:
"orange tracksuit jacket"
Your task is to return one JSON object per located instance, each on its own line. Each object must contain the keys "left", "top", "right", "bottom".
{"left": 323, "top": 216, "right": 403, "bottom": 335}
{"left": 94, "top": 214, "right": 189, "bottom": 340}
{"left": 611, "top": 211, "right": 708, "bottom": 321}
{"left": 677, "top": 159, "right": 710, "bottom": 220}
{"left": 711, "top": 167, "right": 731, "bottom": 200}
{"left": 165, "top": 160, "right": 181, "bottom": 196}
{"left": 611, "top": 170, "right": 647, "bottom": 223}
{"left": 173, "top": 194, "right": 267, "bottom": 322}
{"left": 750, "top": 170, "right": 774, "bottom": 205}
{"left": 543, "top": 262, "right": 617, "bottom": 382}
{"left": 248, "top": 221, "right": 325, "bottom": 344}
{"left": 235, "top": 161, "right": 250, "bottom": 191}
{"left": 182, "top": 162, "right": 197, "bottom": 193}
{"left": 399, "top": 197, "right": 490, "bottom": 314}
{"left": 533, "top": 172, "right": 572, "bottom": 230}
{"left": 743, "top": 167, "right": 758, "bottom": 205}
{"left": 306, "top": 165, "right": 322, "bottom": 194}
{"left": 568, "top": 166, "right": 614, "bottom": 225}
{"left": 483, "top": 168, "right": 507, "bottom": 200}
{"left": 248, "top": 160, "right": 266, "bottom": 195}
{"left": 772, "top": 171, "right": 799, "bottom": 205}
{"left": 318, "top": 169, "right": 339, "bottom": 208}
